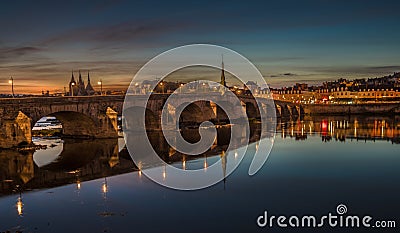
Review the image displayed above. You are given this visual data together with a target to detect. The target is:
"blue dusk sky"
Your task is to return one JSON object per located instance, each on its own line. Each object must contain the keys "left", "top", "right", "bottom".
{"left": 0, "top": 0, "right": 399, "bottom": 93}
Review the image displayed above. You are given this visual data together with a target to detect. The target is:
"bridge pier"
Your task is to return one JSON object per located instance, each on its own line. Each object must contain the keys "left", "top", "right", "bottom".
{"left": 0, "top": 111, "right": 32, "bottom": 148}
{"left": 98, "top": 107, "right": 119, "bottom": 138}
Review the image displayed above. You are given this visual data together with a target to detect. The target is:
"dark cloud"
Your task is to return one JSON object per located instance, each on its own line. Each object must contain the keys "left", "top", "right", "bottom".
{"left": 369, "top": 66, "right": 400, "bottom": 70}
{"left": 267, "top": 73, "right": 300, "bottom": 78}
{"left": 283, "top": 73, "right": 296, "bottom": 76}
{"left": 0, "top": 46, "right": 42, "bottom": 60}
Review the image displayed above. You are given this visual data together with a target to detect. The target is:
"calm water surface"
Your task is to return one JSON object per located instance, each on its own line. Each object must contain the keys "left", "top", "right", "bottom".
{"left": 0, "top": 116, "right": 399, "bottom": 232}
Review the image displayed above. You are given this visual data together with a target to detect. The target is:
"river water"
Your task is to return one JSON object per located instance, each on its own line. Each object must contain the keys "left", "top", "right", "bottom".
{"left": 0, "top": 115, "right": 399, "bottom": 232}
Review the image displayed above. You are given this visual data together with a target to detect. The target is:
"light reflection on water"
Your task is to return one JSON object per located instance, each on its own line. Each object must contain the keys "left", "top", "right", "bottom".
{"left": 0, "top": 115, "right": 399, "bottom": 232}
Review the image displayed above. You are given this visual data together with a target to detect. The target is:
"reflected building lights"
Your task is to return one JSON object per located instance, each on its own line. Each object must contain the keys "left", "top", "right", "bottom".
{"left": 102, "top": 177, "right": 108, "bottom": 197}
{"left": 138, "top": 161, "right": 143, "bottom": 178}
{"left": 16, "top": 194, "right": 23, "bottom": 216}
{"left": 354, "top": 120, "right": 358, "bottom": 137}
{"left": 220, "top": 151, "right": 227, "bottom": 189}
{"left": 163, "top": 165, "right": 166, "bottom": 180}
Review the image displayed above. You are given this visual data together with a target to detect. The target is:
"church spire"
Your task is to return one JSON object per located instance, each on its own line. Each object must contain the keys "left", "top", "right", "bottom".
{"left": 70, "top": 70, "right": 75, "bottom": 83}
{"left": 76, "top": 70, "right": 86, "bottom": 95}
{"left": 78, "top": 70, "right": 83, "bottom": 84}
{"left": 220, "top": 54, "right": 226, "bottom": 87}
{"left": 85, "top": 70, "right": 95, "bottom": 95}
{"left": 69, "top": 70, "right": 76, "bottom": 96}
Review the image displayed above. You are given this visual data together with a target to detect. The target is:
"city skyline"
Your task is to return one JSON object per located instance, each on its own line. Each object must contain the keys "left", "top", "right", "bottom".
{"left": 1, "top": 0, "right": 400, "bottom": 94}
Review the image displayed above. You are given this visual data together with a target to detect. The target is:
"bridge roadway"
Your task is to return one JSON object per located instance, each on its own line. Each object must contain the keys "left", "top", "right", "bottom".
{"left": 0, "top": 94, "right": 301, "bottom": 148}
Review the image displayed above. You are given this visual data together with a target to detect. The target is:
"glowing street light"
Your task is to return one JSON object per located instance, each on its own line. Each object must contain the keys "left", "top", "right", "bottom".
{"left": 135, "top": 82, "right": 139, "bottom": 94}
{"left": 98, "top": 80, "right": 103, "bottom": 95}
{"left": 9, "top": 77, "right": 14, "bottom": 98}
{"left": 71, "top": 82, "right": 76, "bottom": 96}
{"left": 159, "top": 82, "right": 165, "bottom": 94}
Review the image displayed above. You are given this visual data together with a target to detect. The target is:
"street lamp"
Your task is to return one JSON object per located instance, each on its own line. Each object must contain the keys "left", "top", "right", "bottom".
{"left": 159, "top": 82, "right": 164, "bottom": 94}
{"left": 71, "top": 82, "right": 75, "bottom": 96}
{"left": 98, "top": 80, "right": 103, "bottom": 95}
{"left": 135, "top": 82, "right": 139, "bottom": 95}
{"left": 9, "top": 77, "right": 14, "bottom": 98}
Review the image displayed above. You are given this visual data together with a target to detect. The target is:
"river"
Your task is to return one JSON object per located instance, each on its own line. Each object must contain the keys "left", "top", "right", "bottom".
{"left": 0, "top": 115, "right": 399, "bottom": 232}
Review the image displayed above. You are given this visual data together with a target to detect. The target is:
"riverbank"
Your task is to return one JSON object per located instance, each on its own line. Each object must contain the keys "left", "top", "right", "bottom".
{"left": 302, "top": 102, "right": 400, "bottom": 115}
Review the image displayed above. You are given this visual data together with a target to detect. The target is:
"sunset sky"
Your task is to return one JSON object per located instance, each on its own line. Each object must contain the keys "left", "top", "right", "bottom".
{"left": 1, "top": 0, "right": 400, "bottom": 94}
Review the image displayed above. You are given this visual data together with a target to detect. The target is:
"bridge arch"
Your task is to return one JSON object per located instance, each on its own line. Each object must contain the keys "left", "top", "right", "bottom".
{"left": 29, "top": 107, "right": 118, "bottom": 139}
{"left": 287, "top": 105, "right": 299, "bottom": 116}
{"left": 177, "top": 102, "right": 205, "bottom": 126}
{"left": 245, "top": 102, "right": 260, "bottom": 119}
{"left": 264, "top": 103, "right": 276, "bottom": 118}
{"left": 47, "top": 111, "right": 98, "bottom": 138}
{"left": 123, "top": 106, "right": 159, "bottom": 131}
{"left": 275, "top": 103, "right": 291, "bottom": 118}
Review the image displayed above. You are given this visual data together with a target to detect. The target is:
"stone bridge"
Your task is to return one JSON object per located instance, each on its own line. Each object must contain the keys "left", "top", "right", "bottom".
{"left": 0, "top": 95, "right": 302, "bottom": 148}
